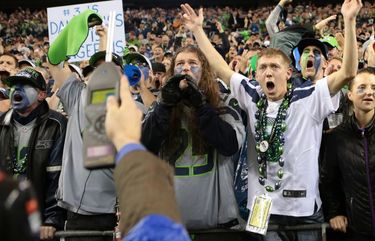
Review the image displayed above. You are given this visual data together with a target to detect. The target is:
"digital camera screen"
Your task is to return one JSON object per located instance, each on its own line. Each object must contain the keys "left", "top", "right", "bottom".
{"left": 91, "top": 88, "right": 115, "bottom": 104}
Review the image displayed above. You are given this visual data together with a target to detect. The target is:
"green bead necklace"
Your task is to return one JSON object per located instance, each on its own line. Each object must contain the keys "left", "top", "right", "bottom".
{"left": 254, "top": 83, "right": 293, "bottom": 192}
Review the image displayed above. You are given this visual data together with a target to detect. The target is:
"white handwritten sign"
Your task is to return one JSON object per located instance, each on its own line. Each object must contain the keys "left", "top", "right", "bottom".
{"left": 47, "top": 0, "right": 125, "bottom": 62}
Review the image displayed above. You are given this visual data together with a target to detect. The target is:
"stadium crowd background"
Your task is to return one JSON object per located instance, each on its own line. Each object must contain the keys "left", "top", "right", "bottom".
{"left": 0, "top": 0, "right": 374, "bottom": 241}
{"left": 0, "top": 1, "right": 373, "bottom": 66}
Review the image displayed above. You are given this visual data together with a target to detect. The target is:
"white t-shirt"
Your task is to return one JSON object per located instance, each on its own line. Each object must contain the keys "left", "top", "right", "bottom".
{"left": 230, "top": 72, "right": 340, "bottom": 217}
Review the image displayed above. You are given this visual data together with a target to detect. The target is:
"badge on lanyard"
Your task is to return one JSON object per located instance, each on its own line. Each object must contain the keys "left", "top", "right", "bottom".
{"left": 246, "top": 194, "right": 272, "bottom": 235}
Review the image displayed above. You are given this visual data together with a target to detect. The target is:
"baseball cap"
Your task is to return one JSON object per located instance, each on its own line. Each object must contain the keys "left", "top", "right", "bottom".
{"left": 296, "top": 38, "right": 328, "bottom": 60}
{"left": 4, "top": 68, "right": 46, "bottom": 90}
{"left": 320, "top": 35, "right": 340, "bottom": 49}
{"left": 128, "top": 45, "right": 138, "bottom": 52}
{"left": 89, "top": 51, "right": 123, "bottom": 68}
{"left": 82, "top": 65, "right": 95, "bottom": 78}
{"left": 68, "top": 63, "right": 83, "bottom": 79}
{"left": 123, "top": 52, "right": 152, "bottom": 70}
{"left": 18, "top": 59, "right": 36, "bottom": 68}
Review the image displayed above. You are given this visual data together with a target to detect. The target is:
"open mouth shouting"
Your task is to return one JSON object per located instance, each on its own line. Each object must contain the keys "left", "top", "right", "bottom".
{"left": 154, "top": 79, "right": 161, "bottom": 89}
{"left": 306, "top": 59, "right": 314, "bottom": 69}
{"left": 12, "top": 93, "right": 23, "bottom": 103}
{"left": 266, "top": 81, "right": 276, "bottom": 92}
{"left": 10, "top": 90, "right": 30, "bottom": 112}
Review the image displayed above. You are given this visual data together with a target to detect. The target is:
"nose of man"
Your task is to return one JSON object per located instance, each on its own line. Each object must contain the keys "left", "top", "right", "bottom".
{"left": 264, "top": 67, "right": 273, "bottom": 78}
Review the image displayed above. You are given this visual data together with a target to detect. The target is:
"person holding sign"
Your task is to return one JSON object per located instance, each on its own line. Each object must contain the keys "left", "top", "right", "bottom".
{"left": 47, "top": 10, "right": 119, "bottom": 241}
{"left": 180, "top": 0, "right": 361, "bottom": 239}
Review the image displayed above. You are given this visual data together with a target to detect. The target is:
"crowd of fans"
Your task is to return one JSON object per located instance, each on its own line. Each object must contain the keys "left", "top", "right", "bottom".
{"left": 0, "top": 0, "right": 374, "bottom": 241}
{"left": 0, "top": 1, "right": 373, "bottom": 66}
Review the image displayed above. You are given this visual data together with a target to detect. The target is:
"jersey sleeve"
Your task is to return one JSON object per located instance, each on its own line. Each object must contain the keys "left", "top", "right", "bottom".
{"left": 304, "top": 77, "right": 340, "bottom": 123}
{"left": 56, "top": 75, "right": 86, "bottom": 115}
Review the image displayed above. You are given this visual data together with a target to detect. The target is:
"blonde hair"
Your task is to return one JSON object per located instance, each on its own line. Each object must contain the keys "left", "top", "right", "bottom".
{"left": 257, "top": 48, "right": 291, "bottom": 67}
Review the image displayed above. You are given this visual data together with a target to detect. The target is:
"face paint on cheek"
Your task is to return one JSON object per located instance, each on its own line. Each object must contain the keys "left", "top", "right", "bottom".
{"left": 301, "top": 53, "right": 309, "bottom": 69}
{"left": 9, "top": 87, "right": 15, "bottom": 99}
{"left": 190, "top": 65, "right": 202, "bottom": 82}
{"left": 356, "top": 87, "right": 375, "bottom": 96}
{"left": 174, "top": 66, "right": 183, "bottom": 75}
{"left": 24, "top": 86, "right": 38, "bottom": 104}
{"left": 313, "top": 50, "right": 321, "bottom": 74}
{"left": 356, "top": 87, "right": 365, "bottom": 95}
{"left": 11, "top": 85, "right": 38, "bottom": 112}
{"left": 190, "top": 65, "right": 200, "bottom": 74}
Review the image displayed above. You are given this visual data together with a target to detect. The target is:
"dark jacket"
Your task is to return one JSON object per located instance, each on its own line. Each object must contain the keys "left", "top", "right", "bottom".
{"left": 0, "top": 101, "right": 67, "bottom": 229}
{"left": 321, "top": 115, "right": 375, "bottom": 237}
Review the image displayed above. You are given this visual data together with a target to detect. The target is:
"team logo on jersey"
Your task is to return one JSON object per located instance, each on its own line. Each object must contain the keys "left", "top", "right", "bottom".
{"left": 35, "top": 140, "right": 53, "bottom": 149}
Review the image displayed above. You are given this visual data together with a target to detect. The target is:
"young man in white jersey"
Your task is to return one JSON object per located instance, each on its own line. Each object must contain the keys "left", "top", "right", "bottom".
{"left": 180, "top": 0, "right": 361, "bottom": 240}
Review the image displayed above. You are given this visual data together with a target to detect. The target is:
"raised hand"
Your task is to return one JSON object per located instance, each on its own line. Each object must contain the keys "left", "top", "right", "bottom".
{"left": 215, "top": 20, "right": 224, "bottom": 33}
{"left": 180, "top": 4, "right": 204, "bottom": 32}
{"left": 315, "top": 15, "right": 337, "bottom": 31}
{"left": 239, "top": 49, "right": 258, "bottom": 73}
{"left": 367, "top": 41, "right": 375, "bottom": 67}
{"left": 279, "top": 0, "right": 292, "bottom": 7}
{"left": 96, "top": 25, "right": 108, "bottom": 51}
{"left": 95, "top": 25, "right": 107, "bottom": 38}
{"left": 341, "top": 0, "right": 362, "bottom": 20}
{"left": 46, "top": 61, "right": 72, "bottom": 86}
{"left": 335, "top": 32, "right": 345, "bottom": 50}
{"left": 326, "top": 15, "right": 337, "bottom": 22}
